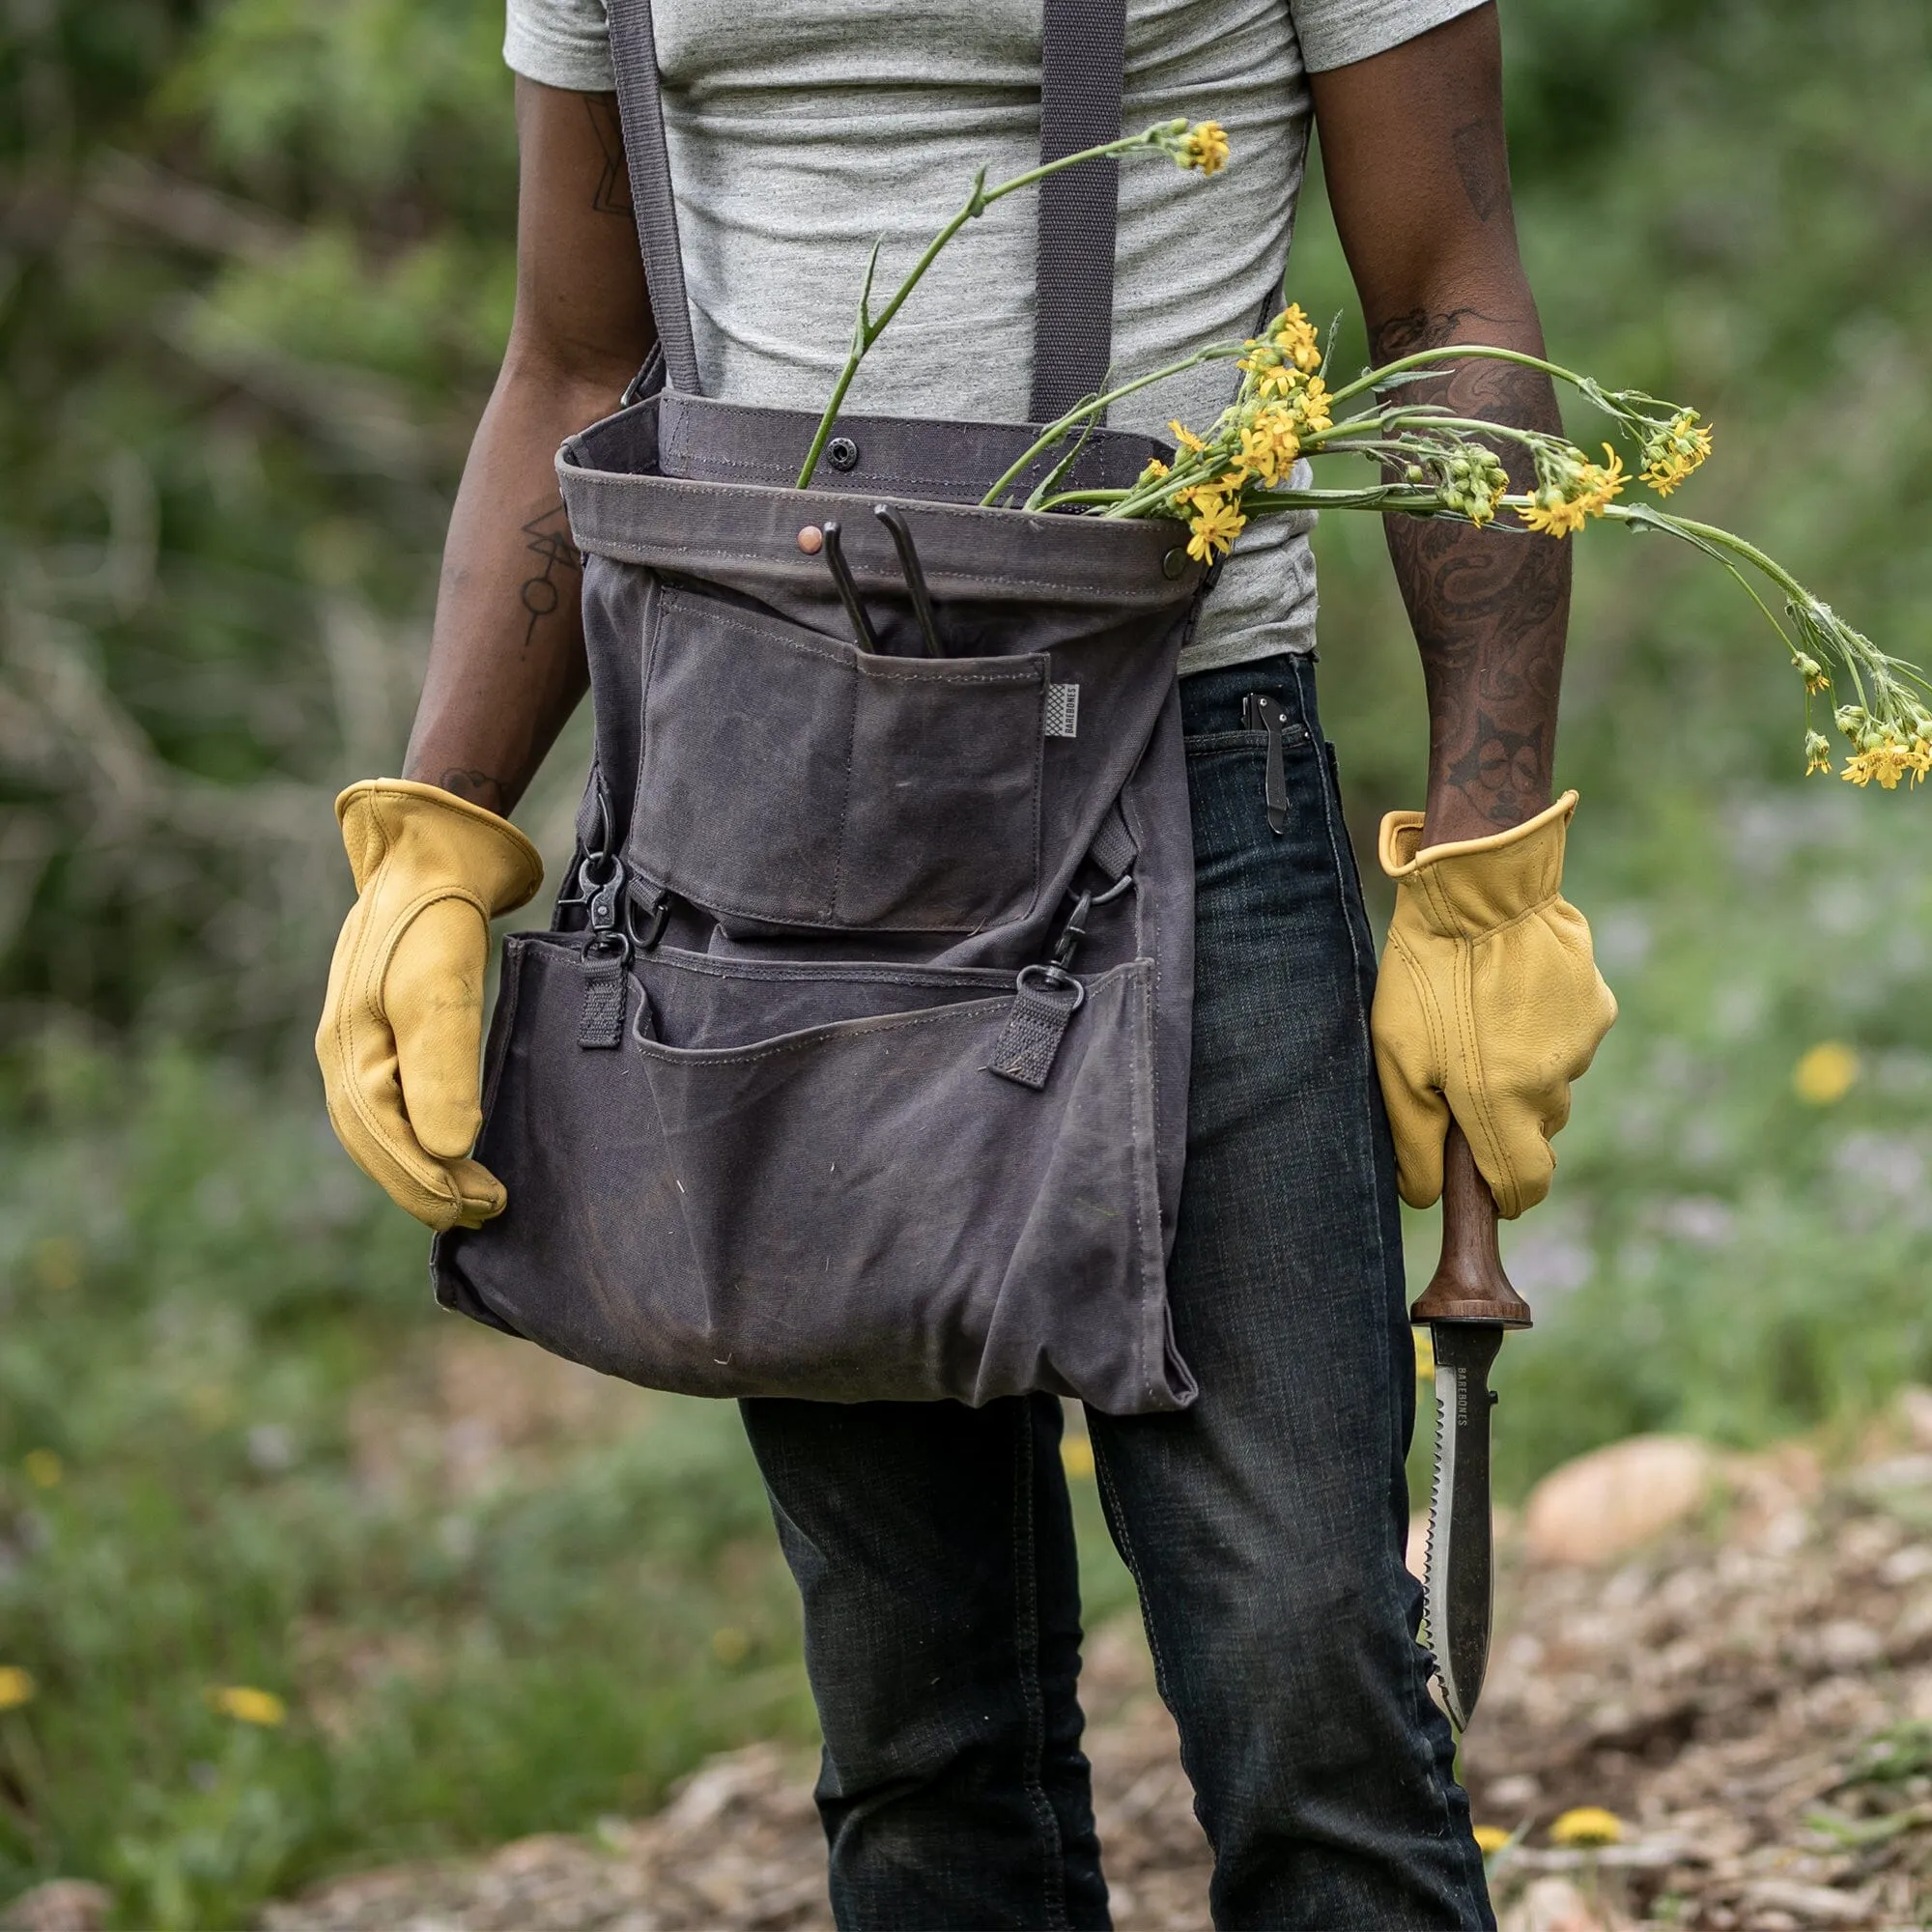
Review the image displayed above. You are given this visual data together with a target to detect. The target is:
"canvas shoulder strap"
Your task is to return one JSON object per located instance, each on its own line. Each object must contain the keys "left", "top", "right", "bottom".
{"left": 605, "top": 0, "right": 1127, "bottom": 424}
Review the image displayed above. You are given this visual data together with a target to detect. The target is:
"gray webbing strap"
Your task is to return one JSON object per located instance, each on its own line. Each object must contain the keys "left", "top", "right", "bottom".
{"left": 605, "top": 0, "right": 1126, "bottom": 413}
{"left": 1030, "top": 0, "right": 1127, "bottom": 426}
{"left": 607, "top": 0, "right": 703, "bottom": 396}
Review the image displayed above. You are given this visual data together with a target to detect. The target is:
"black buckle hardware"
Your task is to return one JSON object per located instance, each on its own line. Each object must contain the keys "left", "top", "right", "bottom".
{"left": 1050, "top": 870, "right": 1133, "bottom": 974}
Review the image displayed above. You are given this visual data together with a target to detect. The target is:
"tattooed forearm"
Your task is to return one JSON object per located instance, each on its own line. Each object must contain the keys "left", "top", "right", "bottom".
{"left": 1372, "top": 306, "right": 1572, "bottom": 838}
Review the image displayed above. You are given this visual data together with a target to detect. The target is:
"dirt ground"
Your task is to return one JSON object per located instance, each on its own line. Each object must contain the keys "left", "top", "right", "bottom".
{"left": 227, "top": 1422, "right": 1932, "bottom": 1932}
{"left": 13, "top": 1412, "right": 1932, "bottom": 1932}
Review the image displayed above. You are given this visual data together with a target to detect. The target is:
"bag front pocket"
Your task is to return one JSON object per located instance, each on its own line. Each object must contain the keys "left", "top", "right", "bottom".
{"left": 627, "top": 586, "right": 1046, "bottom": 932}
{"left": 434, "top": 932, "right": 1194, "bottom": 1415}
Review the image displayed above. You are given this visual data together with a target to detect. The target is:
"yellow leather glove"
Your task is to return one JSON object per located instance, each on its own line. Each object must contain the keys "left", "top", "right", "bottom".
{"left": 316, "top": 780, "right": 543, "bottom": 1231}
{"left": 1372, "top": 790, "right": 1616, "bottom": 1219}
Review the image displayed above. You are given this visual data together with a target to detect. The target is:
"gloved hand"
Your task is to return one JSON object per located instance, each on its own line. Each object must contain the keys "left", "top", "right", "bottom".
{"left": 1372, "top": 789, "right": 1616, "bottom": 1219}
{"left": 317, "top": 779, "right": 543, "bottom": 1230}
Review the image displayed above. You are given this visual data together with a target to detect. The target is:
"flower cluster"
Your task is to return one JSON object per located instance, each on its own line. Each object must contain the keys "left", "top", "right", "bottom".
{"left": 1128, "top": 305, "right": 1339, "bottom": 561}
{"left": 1834, "top": 709, "right": 1932, "bottom": 789}
{"left": 1402, "top": 445, "right": 1511, "bottom": 527}
{"left": 1154, "top": 119, "right": 1230, "bottom": 176}
{"left": 1520, "top": 441, "right": 1626, "bottom": 536}
{"left": 1638, "top": 408, "right": 1715, "bottom": 496}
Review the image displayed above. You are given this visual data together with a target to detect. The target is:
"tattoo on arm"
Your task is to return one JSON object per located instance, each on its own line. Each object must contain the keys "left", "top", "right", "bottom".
{"left": 583, "top": 95, "right": 634, "bottom": 218}
{"left": 438, "top": 768, "right": 515, "bottom": 814}
{"left": 1449, "top": 117, "right": 1510, "bottom": 225}
{"left": 1371, "top": 307, "right": 1571, "bottom": 833}
{"left": 519, "top": 501, "right": 582, "bottom": 648}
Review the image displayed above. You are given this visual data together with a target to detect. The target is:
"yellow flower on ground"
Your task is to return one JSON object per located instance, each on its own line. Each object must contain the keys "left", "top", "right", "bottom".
{"left": 1471, "top": 1825, "right": 1512, "bottom": 1856}
{"left": 0, "top": 1667, "right": 36, "bottom": 1712}
{"left": 1794, "top": 1041, "right": 1859, "bottom": 1105}
{"left": 23, "top": 1449, "right": 62, "bottom": 1489}
{"left": 211, "top": 1685, "right": 287, "bottom": 1727}
{"left": 1640, "top": 411, "right": 1714, "bottom": 496}
{"left": 1175, "top": 121, "right": 1230, "bottom": 176}
{"left": 1548, "top": 1806, "right": 1623, "bottom": 1848}
{"left": 1181, "top": 489, "right": 1246, "bottom": 562}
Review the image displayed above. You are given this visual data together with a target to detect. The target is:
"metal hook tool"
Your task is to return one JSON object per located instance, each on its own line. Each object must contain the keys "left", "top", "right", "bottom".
{"left": 819, "top": 520, "right": 880, "bottom": 654}
{"left": 872, "top": 503, "right": 944, "bottom": 657}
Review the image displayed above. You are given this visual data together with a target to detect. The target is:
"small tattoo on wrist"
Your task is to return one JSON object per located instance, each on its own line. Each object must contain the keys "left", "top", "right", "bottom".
{"left": 439, "top": 769, "right": 512, "bottom": 813}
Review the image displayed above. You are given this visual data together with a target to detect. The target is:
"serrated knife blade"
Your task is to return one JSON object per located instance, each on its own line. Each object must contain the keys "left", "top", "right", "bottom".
{"left": 1422, "top": 1320, "right": 1504, "bottom": 1732}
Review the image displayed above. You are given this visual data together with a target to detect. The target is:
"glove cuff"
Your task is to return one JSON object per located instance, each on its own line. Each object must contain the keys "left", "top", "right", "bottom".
{"left": 1377, "top": 789, "right": 1578, "bottom": 940}
{"left": 335, "top": 779, "right": 544, "bottom": 915}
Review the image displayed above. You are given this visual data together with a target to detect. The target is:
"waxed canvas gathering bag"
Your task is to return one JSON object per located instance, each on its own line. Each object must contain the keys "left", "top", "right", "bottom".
{"left": 432, "top": 0, "right": 1211, "bottom": 1413}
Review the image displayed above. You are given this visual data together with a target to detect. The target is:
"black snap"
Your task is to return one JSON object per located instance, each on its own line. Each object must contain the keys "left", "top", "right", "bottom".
{"left": 1161, "top": 547, "right": 1187, "bottom": 580}
{"left": 826, "top": 437, "right": 860, "bottom": 472}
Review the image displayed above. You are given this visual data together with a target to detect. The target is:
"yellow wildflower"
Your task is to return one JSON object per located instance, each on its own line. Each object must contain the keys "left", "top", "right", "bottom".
{"left": 1640, "top": 411, "right": 1714, "bottom": 496}
{"left": 0, "top": 1667, "right": 35, "bottom": 1712}
{"left": 1236, "top": 409, "right": 1301, "bottom": 485}
{"left": 211, "top": 1685, "right": 287, "bottom": 1727}
{"left": 1290, "top": 375, "right": 1333, "bottom": 435}
{"left": 1181, "top": 489, "right": 1246, "bottom": 562}
{"left": 1169, "top": 420, "right": 1207, "bottom": 454}
{"left": 1804, "top": 730, "right": 1833, "bottom": 776}
{"left": 1794, "top": 653, "right": 1830, "bottom": 695}
{"left": 1471, "top": 1825, "right": 1512, "bottom": 1856}
{"left": 23, "top": 1450, "right": 62, "bottom": 1489}
{"left": 1175, "top": 121, "right": 1230, "bottom": 176}
{"left": 1137, "top": 458, "right": 1170, "bottom": 487}
{"left": 1273, "top": 303, "right": 1323, "bottom": 373}
{"left": 1520, "top": 445, "right": 1624, "bottom": 537}
{"left": 1548, "top": 1806, "right": 1623, "bottom": 1849}
{"left": 1794, "top": 1041, "right": 1859, "bottom": 1105}
{"left": 1520, "top": 490, "right": 1590, "bottom": 538}
{"left": 1842, "top": 741, "right": 1930, "bottom": 789}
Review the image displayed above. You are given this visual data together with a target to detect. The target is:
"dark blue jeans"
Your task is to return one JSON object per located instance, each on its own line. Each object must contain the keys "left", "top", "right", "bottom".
{"left": 739, "top": 654, "right": 1491, "bottom": 1931}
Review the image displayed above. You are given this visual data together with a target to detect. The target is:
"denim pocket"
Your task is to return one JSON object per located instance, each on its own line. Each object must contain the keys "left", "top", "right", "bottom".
{"left": 435, "top": 932, "right": 1193, "bottom": 1414}
{"left": 626, "top": 585, "right": 1046, "bottom": 932}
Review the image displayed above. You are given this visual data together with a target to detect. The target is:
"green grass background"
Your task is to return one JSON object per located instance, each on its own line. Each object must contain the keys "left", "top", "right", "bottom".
{"left": 1, "top": 0, "right": 1929, "bottom": 1919}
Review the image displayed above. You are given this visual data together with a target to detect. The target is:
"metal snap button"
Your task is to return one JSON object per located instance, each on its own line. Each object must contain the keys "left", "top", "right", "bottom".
{"left": 1161, "top": 547, "right": 1187, "bottom": 580}
{"left": 826, "top": 436, "right": 860, "bottom": 472}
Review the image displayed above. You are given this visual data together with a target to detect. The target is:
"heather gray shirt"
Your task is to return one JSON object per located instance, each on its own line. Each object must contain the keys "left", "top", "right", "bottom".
{"left": 506, "top": 0, "right": 1484, "bottom": 673}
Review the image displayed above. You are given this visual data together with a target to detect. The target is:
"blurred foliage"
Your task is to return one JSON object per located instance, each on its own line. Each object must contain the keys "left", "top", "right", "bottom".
{"left": 0, "top": 0, "right": 1929, "bottom": 1919}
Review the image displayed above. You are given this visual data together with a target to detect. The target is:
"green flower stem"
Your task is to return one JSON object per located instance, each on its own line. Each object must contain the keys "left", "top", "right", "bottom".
{"left": 975, "top": 342, "right": 1247, "bottom": 510}
{"left": 1323, "top": 344, "right": 1592, "bottom": 413}
{"left": 798, "top": 125, "right": 1189, "bottom": 489}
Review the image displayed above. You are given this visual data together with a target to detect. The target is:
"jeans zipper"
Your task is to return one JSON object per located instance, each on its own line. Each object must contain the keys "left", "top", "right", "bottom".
{"left": 1241, "top": 693, "right": 1292, "bottom": 837}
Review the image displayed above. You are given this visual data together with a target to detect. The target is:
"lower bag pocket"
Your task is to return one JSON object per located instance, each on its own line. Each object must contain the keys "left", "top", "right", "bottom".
{"left": 433, "top": 932, "right": 1195, "bottom": 1414}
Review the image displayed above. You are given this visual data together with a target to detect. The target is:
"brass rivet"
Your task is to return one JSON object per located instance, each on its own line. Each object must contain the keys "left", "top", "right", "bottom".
{"left": 797, "top": 526, "right": 825, "bottom": 554}
{"left": 1161, "top": 547, "right": 1187, "bottom": 580}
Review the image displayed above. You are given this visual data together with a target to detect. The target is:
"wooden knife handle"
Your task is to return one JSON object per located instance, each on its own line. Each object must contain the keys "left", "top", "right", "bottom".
{"left": 1408, "top": 1122, "right": 1533, "bottom": 1328}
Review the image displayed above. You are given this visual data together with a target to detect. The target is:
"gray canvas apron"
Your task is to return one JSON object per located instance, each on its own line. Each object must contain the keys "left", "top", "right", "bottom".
{"left": 433, "top": 0, "right": 1209, "bottom": 1414}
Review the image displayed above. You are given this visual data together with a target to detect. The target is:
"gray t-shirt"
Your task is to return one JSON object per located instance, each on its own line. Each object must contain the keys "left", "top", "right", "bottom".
{"left": 505, "top": 0, "right": 1482, "bottom": 673}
